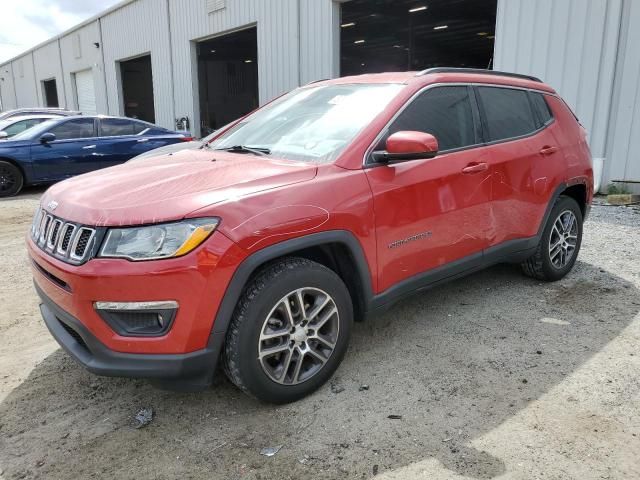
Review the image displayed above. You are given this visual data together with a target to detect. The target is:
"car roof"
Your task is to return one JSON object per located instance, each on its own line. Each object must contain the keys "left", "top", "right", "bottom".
{"left": 3, "top": 114, "right": 60, "bottom": 122}
{"left": 313, "top": 68, "right": 556, "bottom": 94}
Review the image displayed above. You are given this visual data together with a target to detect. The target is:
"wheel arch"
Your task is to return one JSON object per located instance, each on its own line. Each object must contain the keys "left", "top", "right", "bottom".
{"left": 209, "top": 231, "right": 375, "bottom": 339}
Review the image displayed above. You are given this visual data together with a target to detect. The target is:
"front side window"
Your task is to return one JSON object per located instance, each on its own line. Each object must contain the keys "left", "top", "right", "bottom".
{"left": 381, "top": 86, "right": 477, "bottom": 152}
{"left": 477, "top": 87, "right": 538, "bottom": 142}
{"left": 210, "top": 83, "right": 405, "bottom": 164}
{"left": 48, "top": 118, "right": 95, "bottom": 140}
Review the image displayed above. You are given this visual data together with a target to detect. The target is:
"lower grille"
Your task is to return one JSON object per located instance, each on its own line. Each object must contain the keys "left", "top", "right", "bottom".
{"left": 59, "top": 319, "right": 90, "bottom": 352}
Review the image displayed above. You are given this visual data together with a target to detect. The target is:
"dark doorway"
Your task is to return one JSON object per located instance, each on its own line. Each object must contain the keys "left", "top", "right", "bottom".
{"left": 43, "top": 79, "right": 59, "bottom": 107}
{"left": 340, "top": 0, "right": 497, "bottom": 76}
{"left": 197, "top": 27, "right": 259, "bottom": 136}
{"left": 120, "top": 54, "right": 155, "bottom": 123}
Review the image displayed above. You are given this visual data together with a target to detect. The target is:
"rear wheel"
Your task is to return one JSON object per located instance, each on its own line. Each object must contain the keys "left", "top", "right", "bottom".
{"left": 223, "top": 257, "right": 353, "bottom": 403}
{"left": 0, "top": 161, "right": 23, "bottom": 197}
{"left": 522, "top": 196, "right": 583, "bottom": 281}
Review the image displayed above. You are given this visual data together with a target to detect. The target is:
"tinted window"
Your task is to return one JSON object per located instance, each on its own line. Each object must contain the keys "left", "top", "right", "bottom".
{"left": 49, "top": 118, "right": 95, "bottom": 140}
{"left": 100, "top": 118, "right": 148, "bottom": 136}
{"left": 530, "top": 92, "right": 553, "bottom": 126}
{"left": 477, "top": 87, "right": 538, "bottom": 142}
{"left": 384, "top": 86, "right": 476, "bottom": 152}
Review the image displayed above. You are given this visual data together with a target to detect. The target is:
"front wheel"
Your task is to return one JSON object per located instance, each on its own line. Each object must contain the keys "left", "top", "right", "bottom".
{"left": 522, "top": 196, "right": 583, "bottom": 281}
{"left": 0, "top": 161, "right": 24, "bottom": 197}
{"left": 223, "top": 258, "right": 353, "bottom": 403}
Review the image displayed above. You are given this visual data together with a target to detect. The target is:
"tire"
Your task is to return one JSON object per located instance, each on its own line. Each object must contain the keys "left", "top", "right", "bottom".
{"left": 223, "top": 257, "right": 353, "bottom": 403}
{"left": 0, "top": 161, "right": 24, "bottom": 197}
{"left": 522, "top": 196, "right": 583, "bottom": 281}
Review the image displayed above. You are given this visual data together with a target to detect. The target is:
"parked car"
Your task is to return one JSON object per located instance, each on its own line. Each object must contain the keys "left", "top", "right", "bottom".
{"left": 28, "top": 69, "right": 593, "bottom": 403}
{"left": 0, "top": 114, "right": 60, "bottom": 140}
{"left": 0, "top": 115, "right": 193, "bottom": 196}
{"left": 0, "top": 108, "right": 80, "bottom": 121}
{"left": 128, "top": 129, "right": 219, "bottom": 161}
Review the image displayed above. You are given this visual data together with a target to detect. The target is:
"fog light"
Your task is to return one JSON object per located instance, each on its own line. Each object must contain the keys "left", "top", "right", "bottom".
{"left": 94, "top": 301, "right": 178, "bottom": 337}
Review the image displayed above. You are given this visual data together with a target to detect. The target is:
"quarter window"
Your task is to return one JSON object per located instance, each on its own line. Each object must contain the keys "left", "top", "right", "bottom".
{"left": 382, "top": 86, "right": 477, "bottom": 152}
{"left": 48, "top": 118, "right": 95, "bottom": 140}
{"left": 477, "top": 87, "right": 538, "bottom": 142}
{"left": 530, "top": 92, "right": 554, "bottom": 127}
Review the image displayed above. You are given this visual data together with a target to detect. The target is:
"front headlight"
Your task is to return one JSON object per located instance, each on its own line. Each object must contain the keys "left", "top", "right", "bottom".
{"left": 99, "top": 218, "right": 219, "bottom": 261}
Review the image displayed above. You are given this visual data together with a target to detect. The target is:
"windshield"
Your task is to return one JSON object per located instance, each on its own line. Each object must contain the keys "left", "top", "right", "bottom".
{"left": 10, "top": 118, "right": 59, "bottom": 141}
{"left": 209, "top": 83, "right": 404, "bottom": 164}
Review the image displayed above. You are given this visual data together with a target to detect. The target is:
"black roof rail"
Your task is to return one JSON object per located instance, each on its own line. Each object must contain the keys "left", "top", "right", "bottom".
{"left": 415, "top": 67, "right": 543, "bottom": 83}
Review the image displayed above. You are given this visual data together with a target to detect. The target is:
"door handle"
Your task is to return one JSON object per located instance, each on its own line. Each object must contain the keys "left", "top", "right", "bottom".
{"left": 539, "top": 146, "right": 558, "bottom": 156}
{"left": 137, "top": 138, "right": 149, "bottom": 143}
{"left": 82, "top": 145, "right": 96, "bottom": 150}
{"left": 462, "top": 162, "right": 488, "bottom": 174}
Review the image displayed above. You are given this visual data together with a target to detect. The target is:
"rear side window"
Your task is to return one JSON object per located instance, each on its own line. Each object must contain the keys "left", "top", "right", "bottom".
{"left": 384, "top": 86, "right": 477, "bottom": 152}
{"left": 48, "top": 118, "right": 95, "bottom": 140}
{"left": 477, "top": 87, "right": 538, "bottom": 142}
{"left": 100, "top": 118, "right": 147, "bottom": 136}
{"left": 530, "top": 92, "right": 554, "bottom": 126}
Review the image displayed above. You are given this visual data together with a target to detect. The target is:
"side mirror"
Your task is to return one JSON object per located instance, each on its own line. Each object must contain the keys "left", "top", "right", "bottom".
{"left": 0, "top": 131, "right": 8, "bottom": 140}
{"left": 40, "top": 132, "right": 56, "bottom": 143}
{"left": 373, "top": 131, "right": 439, "bottom": 163}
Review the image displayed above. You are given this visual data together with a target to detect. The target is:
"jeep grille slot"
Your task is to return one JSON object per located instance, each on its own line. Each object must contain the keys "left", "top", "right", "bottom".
{"left": 30, "top": 207, "right": 98, "bottom": 265}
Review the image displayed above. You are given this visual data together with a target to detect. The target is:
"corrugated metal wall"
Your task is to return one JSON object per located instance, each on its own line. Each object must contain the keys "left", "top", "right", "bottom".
{"left": 495, "top": 0, "right": 640, "bottom": 190}
{"left": 0, "top": 63, "right": 18, "bottom": 111}
{"left": 33, "top": 41, "right": 66, "bottom": 107}
{"left": 0, "top": 0, "right": 340, "bottom": 134}
{"left": 11, "top": 54, "right": 38, "bottom": 108}
{"left": 606, "top": 0, "right": 640, "bottom": 185}
{"left": 58, "top": 21, "right": 108, "bottom": 115}
{"left": 169, "top": 0, "right": 303, "bottom": 135}
{"left": 100, "top": 0, "right": 174, "bottom": 127}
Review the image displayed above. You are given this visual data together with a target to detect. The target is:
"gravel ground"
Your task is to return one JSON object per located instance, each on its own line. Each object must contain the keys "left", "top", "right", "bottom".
{"left": 0, "top": 190, "right": 639, "bottom": 480}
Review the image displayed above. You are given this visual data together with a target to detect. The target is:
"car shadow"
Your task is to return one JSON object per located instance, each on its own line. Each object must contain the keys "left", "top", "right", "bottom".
{"left": 1, "top": 261, "right": 638, "bottom": 479}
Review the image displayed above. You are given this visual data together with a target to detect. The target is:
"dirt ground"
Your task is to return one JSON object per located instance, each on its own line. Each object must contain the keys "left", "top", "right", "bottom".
{"left": 1, "top": 188, "right": 639, "bottom": 480}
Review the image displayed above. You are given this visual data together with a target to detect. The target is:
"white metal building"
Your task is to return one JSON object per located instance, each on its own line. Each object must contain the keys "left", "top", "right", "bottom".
{"left": 0, "top": 0, "right": 638, "bottom": 192}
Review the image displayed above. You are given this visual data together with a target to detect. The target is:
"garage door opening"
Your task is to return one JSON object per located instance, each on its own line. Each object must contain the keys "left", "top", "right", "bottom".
{"left": 42, "top": 79, "right": 59, "bottom": 107}
{"left": 197, "top": 27, "right": 259, "bottom": 136}
{"left": 340, "top": 0, "right": 497, "bottom": 76}
{"left": 119, "top": 54, "right": 155, "bottom": 123}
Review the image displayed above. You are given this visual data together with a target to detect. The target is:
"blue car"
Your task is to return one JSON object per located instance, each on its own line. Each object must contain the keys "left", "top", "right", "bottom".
{"left": 0, "top": 115, "right": 192, "bottom": 197}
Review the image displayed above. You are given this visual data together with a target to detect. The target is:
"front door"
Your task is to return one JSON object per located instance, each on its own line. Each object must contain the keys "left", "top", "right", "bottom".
{"left": 29, "top": 117, "right": 100, "bottom": 182}
{"left": 365, "top": 86, "right": 492, "bottom": 293}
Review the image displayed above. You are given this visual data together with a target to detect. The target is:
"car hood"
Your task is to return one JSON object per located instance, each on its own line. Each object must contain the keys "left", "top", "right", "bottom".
{"left": 128, "top": 140, "right": 202, "bottom": 161}
{"left": 40, "top": 148, "right": 318, "bottom": 226}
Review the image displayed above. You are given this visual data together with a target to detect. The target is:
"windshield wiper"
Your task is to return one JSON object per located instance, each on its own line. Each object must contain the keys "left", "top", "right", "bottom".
{"left": 215, "top": 145, "right": 271, "bottom": 156}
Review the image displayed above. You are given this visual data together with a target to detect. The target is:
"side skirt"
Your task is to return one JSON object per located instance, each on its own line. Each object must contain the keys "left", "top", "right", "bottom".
{"left": 365, "top": 236, "right": 538, "bottom": 319}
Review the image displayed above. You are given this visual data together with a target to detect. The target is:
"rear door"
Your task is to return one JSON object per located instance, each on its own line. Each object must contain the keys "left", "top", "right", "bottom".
{"left": 97, "top": 118, "right": 182, "bottom": 168}
{"left": 29, "top": 117, "right": 100, "bottom": 181}
{"left": 365, "top": 85, "right": 492, "bottom": 293}
{"left": 475, "top": 86, "right": 565, "bottom": 246}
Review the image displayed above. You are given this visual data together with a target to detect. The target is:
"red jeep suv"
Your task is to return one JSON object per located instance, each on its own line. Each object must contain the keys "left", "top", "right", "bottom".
{"left": 28, "top": 68, "right": 593, "bottom": 403}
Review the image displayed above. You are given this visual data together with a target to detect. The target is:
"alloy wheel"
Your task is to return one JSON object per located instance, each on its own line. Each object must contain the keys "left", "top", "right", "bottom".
{"left": 0, "top": 165, "right": 16, "bottom": 194}
{"left": 548, "top": 209, "right": 579, "bottom": 269}
{"left": 258, "top": 287, "right": 339, "bottom": 385}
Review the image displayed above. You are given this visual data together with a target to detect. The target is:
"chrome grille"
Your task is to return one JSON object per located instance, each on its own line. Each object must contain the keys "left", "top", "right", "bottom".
{"left": 31, "top": 207, "right": 98, "bottom": 265}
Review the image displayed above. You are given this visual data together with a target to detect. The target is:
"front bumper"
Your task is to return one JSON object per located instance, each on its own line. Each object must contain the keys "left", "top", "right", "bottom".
{"left": 37, "top": 283, "right": 223, "bottom": 390}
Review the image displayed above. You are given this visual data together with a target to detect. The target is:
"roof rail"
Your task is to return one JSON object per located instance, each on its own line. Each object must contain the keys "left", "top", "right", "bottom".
{"left": 415, "top": 67, "right": 543, "bottom": 83}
